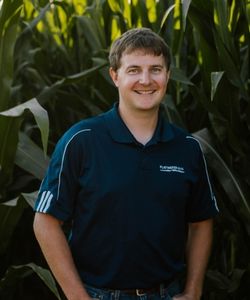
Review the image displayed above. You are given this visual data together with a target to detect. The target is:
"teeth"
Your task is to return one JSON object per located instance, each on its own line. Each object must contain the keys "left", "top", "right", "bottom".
{"left": 135, "top": 90, "right": 154, "bottom": 94}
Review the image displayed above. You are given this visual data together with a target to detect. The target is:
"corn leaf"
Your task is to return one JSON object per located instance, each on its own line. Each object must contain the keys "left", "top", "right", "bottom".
{"left": 76, "top": 16, "right": 104, "bottom": 52}
{"left": 21, "top": 2, "right": 51, "bottom": 35}
{"left": 0, "top": 263, "right": 61, "bottom": 300}
{"left": 193, "top": 128, "right": 250, "bottom": 235}
{"left": 0, "top": 0, "right": 23, "bottom": 111}
{"left": 0, "top": 117, "right": 22, "bottom": 194}
{"left": 211, "top": 71, "right": 224, "bottom": 101}
{"left": 213, "top": 29, "right": 244, "bottom": 91}
{"left": 21, "top": 190, "right": 38, "bottom": 208}
{"left": 160, "top": 4, "right": 175, "bottom": 29}
{"left": 0, "top": 98, "right": 49, "bottom": 155}
{"left": 107, "top": 0, "right": 122, "bottom": 14}
{"left": 170, "top": 67, "right": 194, "bottom": 86}
{"left": 213, "top": 0, "right": 237, "bottom": 59}
{"left": 182, "top": 0, "right": 192, "bottom": 31}
{"left": 38, "top": 61, "right": 108, "bottom": 104}
{"left": 0, "top": 197, "right": 28, "bottom": 255}
{"left": 15, "top": 132, "right": 50, "bottom": 180}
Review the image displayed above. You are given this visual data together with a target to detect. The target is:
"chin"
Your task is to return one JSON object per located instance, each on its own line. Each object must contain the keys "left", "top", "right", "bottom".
{"left": 136, "top": 103, "right": 160, "bottom": 111}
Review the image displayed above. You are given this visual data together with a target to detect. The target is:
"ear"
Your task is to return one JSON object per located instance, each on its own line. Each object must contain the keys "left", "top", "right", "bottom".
{"left": 166, "top": 70, "right": 170, "bottom": 84}
{"left": 109, "top": 67, "right": 119, "bottom": 87}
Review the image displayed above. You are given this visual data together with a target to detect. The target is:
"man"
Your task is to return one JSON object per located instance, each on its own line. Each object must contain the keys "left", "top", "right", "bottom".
{"left": 33, "top": 28, "right": 219, "bottom": 300}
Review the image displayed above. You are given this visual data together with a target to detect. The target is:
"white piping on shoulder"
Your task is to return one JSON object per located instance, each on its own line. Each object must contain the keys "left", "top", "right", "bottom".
{"left": 186, "top": 135, "right": 219, "bottom": 211}
{"left": 57, "top": 129, "right": 91, "bottom": 201}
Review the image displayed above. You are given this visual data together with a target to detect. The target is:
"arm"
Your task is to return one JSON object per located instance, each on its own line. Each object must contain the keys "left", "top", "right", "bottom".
{"left": 173, "top": 218, "right": 213, "bottom": 300}
{"left": 33, "top": 212, "right": 91, "bottom": 300}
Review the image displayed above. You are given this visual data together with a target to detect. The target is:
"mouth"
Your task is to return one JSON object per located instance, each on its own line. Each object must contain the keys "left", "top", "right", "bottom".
{"left": 134, "top": 90, "right": 156, "bottom": 95}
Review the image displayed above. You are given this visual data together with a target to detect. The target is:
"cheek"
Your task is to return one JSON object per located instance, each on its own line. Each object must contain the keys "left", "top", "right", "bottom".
{"left": 157, "top": 79, "right": 168, "bottom": 91}
{"left": 160, "top": 77, "right": 169, "bottom": 89}
{"left": 119, "top": 78, "right": 136, "bottom": 89}
{"left": 153, "top": 74, "right": 168, "bottom": 86}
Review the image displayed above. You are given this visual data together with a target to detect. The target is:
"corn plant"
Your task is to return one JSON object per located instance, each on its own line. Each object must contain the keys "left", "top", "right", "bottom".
{"left": 0, "top": 0, "right": 249, "bottom": 299}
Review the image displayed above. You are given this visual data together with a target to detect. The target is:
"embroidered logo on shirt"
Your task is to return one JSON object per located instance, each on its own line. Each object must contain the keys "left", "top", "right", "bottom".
{"left": 159, "top": 165, "right": 185, "bottom": 173}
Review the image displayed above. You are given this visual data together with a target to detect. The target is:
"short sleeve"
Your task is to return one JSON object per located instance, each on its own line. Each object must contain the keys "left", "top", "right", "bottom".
{"left": 186, "top": 137, "right": 219, "bottom": 222}
{"left": 34, "top": 128, "right": 85, "bottom": 221}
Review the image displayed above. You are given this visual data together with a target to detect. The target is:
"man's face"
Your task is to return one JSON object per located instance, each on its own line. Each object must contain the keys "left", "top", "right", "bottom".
{"left": 109, "top": 50, "right": 170, "bottom": 113}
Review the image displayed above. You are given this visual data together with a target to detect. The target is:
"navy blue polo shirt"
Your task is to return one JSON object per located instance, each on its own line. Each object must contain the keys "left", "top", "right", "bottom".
{"left": 35, "top": 104, "right": 219, "bottom": 289}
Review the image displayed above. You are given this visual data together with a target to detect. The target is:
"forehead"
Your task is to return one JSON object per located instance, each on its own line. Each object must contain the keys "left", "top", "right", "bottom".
{"left": 119, "top": 50, "right": 166, "bottom": 68}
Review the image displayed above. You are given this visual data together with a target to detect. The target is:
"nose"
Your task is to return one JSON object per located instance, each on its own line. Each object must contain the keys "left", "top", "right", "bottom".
{"left": 139, "top": 71, "right": 151, "bottom": 85}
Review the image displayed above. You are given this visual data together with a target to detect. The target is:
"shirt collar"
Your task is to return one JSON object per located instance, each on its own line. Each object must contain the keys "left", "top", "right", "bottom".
{"left": 104, "top": 102, "right": 174, "bottom": 145}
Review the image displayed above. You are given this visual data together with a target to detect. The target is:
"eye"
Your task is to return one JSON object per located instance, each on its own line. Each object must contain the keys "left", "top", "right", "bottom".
{"left": 151, "top": 67, "right": 162, "bottom": 74}
{"left": 127, "top": 68, "right": 139, "bottom": 74}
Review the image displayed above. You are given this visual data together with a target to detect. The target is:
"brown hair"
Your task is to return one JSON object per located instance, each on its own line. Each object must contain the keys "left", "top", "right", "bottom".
{"left": 109, "top": 28, "right": 171, "bottom": 71}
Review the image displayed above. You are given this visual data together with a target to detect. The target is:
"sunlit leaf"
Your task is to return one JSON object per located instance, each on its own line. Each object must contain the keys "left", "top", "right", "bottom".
{"left": 146, "top": 0, "right": 157, "bottom": 23}
{"left": 0, "top": 98, "right": 49, "bottom": 155}
{"left": 111, "top": 15, "right": 121, "bottom": 41}
{"left": 72, "top": 0, "right": 88, "bottom": 15}
{"left": 211, "top": 71, "right": 224, "bottom": 101}
{"left": 182, "top": 0, "right": 191, "bottom": 31}
{"left": 21, "top": 2, "right": 50, "bottom": 35}
{"left": 123, "top": 0, "right": 132, "bottom": 27}
{"left": 107, "top": 0, "right": 122, "bottom": 13}
{"left": 160, "top": 4, "right": 175, "bottom": 29}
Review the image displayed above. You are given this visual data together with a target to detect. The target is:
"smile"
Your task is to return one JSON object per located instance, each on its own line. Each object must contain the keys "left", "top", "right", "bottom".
{"left": 134, "top": 90, "right": 156, "bottom": 94}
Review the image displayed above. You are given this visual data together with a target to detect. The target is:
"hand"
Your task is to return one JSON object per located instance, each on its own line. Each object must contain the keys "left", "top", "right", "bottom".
{"left": 173, "top": 293, "right": 200, "bottom": 300}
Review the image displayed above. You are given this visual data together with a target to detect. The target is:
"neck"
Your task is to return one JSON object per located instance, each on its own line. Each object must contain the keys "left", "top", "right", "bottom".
{"left": 118, "top": 104, "right": 159, "bottom": 145}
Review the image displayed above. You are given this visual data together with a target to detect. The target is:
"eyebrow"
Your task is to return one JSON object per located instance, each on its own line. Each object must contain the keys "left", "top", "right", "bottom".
{"left": 151, "top": 65, "right": 164, "bottom": 68}
{"left": 126, "top": 64, "right": 164, "bottom": 69}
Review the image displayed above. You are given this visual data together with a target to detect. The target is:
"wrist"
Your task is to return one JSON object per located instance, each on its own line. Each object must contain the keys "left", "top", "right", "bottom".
{"left": 183, "top": 280, "right": 202, "bottom": 300}
{"left": 65, "top": 286, "right": 91, "bottom": 300}
{"left": 68, "top": 295, "right": 91, "bottom": 300}
{"left": 182, "top": 289, "right": 201, "bottom": 300}
{"left": 173, "top": 291, "right": 201, "bottom": 300}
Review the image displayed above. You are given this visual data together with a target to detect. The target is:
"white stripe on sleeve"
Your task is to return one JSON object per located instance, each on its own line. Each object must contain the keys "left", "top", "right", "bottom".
{"left": 186, "top": 136, "right": 219, "bottom": 211}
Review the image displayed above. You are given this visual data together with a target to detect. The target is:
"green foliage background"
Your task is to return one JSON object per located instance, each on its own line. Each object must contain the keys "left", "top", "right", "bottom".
{"left": 0, "top": 0, "right": 249, "bottom": 299}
